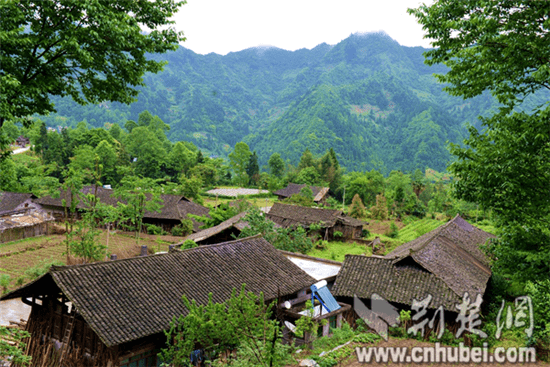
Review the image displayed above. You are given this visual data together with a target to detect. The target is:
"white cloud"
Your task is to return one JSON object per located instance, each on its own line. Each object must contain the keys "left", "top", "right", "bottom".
{"left": 172, "top": 0, "right": 434, "bottom": 55}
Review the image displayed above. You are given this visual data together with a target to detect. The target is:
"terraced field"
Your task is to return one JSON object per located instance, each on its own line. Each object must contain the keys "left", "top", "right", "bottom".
{"left": 0, "top": 230, "right": 182, "bottom": 290}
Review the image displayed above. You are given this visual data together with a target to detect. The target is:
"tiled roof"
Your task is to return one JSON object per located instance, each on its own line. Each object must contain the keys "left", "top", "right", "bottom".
{"left": 0, "top": 192, "right": 36, "bottom": 215}
{"left": 267, "top": 203, "right": 341, "bottom": 227}
{"left": 180, "top": 212, "right": 248, "bottom": 243}
{"left": 266, "top": 203, "right": 363, "bottom": 229}
{"left": 274, "top": 183, "right": 329, "bottom": 202}
{"left": 1, "top": 236, "right": 314, "bottom": 347}
{"left": 333, "top": 215, "right": 493, "bottom": 310}
{"left": 332, "top": 255, "right": 461, "bottom": 310}
{"left": 384, "top": 215, "right": 493, "bottom": 298}
{"left": 35, "top": 185, "right": 209, "bottom": 223}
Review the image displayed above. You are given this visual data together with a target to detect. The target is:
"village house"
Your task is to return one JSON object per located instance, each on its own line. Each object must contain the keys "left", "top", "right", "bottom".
{"left": 266, "top": 202, "right": 364, "bottom": 241}
{"left": 332, "top": 215, "right": 494, "bottom": 319}
{"left": 35, "top": 185, "right": 209, "bottom": 232}
{"left": 274, "top": 183, "right": 330, "bottom": 204}
{"left": 0, "top": 192, "right": 44, "bottom": 216}
{"left": 1, "top": 236, "right": 319, "bottom": 366}
{"left": 0, "top": 192, "right": 53, "bottom": 243}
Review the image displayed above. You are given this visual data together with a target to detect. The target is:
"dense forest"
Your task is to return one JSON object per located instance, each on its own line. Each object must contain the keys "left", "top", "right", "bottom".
{"left": 37, "top": 32, "right": 550, "bottom": 173}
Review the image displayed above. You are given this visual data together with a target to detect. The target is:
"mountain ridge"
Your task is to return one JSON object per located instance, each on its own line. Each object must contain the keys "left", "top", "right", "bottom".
{"left": 40, "top": 32, "right": 515, "bottom": 173}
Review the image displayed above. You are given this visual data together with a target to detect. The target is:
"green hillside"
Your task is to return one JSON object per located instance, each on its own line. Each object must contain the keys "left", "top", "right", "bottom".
{"left": 38, "top": 32, "right": 548, "bottom": 172}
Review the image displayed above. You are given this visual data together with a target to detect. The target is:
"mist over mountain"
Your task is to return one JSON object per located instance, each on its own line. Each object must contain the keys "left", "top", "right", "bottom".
{"left": 41, "top": 32, "right": 513, "bottom": 173}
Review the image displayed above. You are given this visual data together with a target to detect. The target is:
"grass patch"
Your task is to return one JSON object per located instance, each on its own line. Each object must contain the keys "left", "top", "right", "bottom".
{"left": 308, "top": 241, "right": 372, "bottom": 262}
{"left": 396, "top": 218, "right": 445, "bottom": 242}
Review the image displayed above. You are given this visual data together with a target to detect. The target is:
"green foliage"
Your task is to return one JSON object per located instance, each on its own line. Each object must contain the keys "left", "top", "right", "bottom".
{"left": 23, "top": 257, "right": 65, "bottom": 281}
{"left": 229, "top": 142, "right": 252, "bottom": 187}
{"left": 370, "top": 194, "right": 388, "bottom": 220}
{"left": 0, "top": 326, "right": 31, "bottom": 366}
{"left": 295, "top": 300, "right": 322, "bottom": 339}
{"left": 268, "top": 153, "right": 285, "bottom": 178}
{"left": 411, "top": 0, "right": 550, "bottom": 287}
{"left": 525, "top": 279, "right": 550, "bottom": 349}
{"left": 0, "top": 274, "right": 11, "bottom": 295}
{"left": 238, "top": 208, "right": 313, "bottom": 254}
{"left": 115, "top": 176, "right": 164, "bottom": 245}
{"left": 191, "top": 202, "right": 238, "bottom": 229}
{"left": 349, "top": 193, "right": 366, "bottom": 219}
{"left": 171, "top": 219, "right": 194, "bottom": 237}
{"left": 385, "top": 221, "right": 399, "bottom": 238}
{"left": 181, "top": 239, "right": 198, "bottom": 250}
{"left": 0, "top": 0, "right": 184, "bottom": 162}
{"left": 162, "top": 285, "right": 288, "bottom": 367}
{"left": 67, "top": 198, "right": 107, "bottom": 263}
{"left": 144, "top": 224, "right": 165, "bottom": 236}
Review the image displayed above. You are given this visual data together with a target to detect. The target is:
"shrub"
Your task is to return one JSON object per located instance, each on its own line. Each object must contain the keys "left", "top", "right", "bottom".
{"left": 385, "top": 221, "right": 399, "bottom": 238}
{"left": 349, "top": 194, "right": 366, "bottom": 219}
{"left": 144, "top": 224, "right": 163, "bottom": 235}
{"left": 181, "top": 239, "right": 198, "bottom": 250}
{"left": 171, "top": 219, "right": 193, "bottom": 236}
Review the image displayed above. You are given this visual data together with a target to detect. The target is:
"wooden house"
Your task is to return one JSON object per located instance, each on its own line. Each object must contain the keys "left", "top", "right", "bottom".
{"left": 266, "top": 202, "right": 364, "bottom": 240}
{"left": 274, "top": 183, "right": 330, "bottom": 204}
{"left": 0, "top": 192, "right": 53, "bottom": 243}
{"left": 332, "top": 215, "right": 495, "bottom": 313}
{"left": 35, "top": 185, "right": 209, "bottom": 232}
{"left": 1, "top": 236, "right": 316, "bottom": 367}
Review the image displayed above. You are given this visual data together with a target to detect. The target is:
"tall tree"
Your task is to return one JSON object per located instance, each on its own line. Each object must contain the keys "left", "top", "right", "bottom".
{"left": 409, "top": 0, "right": 550, "bottom": 288}
{"left": 268, "top": 153, "right": 285, "bottom": 178}
{"left": 115, "top": 176, "right": 163, "bottom": 245}
{"left": 246, "top": 151, "right": 260, "bottom": 186}
{"left": 229, "top": 142, "right": 252, "bottom": 187}
{"left": 0, "top": 1, "right": 184, "bottom": 130}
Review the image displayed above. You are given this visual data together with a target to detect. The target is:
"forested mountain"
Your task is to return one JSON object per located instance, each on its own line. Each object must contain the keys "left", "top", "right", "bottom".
{"left": 39, "top": 32, "right": 541, "bottom": 173}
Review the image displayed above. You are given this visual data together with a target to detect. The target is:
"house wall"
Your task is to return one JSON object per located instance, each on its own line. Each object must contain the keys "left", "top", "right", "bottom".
{"left": 0, "top": 222, "right": 50, "bottom": 244}
{"left": 331, "top": 223, "right": 361, "bottom": 240}
{"left": 23, "top": 295, "right": 119, "bottom": 367}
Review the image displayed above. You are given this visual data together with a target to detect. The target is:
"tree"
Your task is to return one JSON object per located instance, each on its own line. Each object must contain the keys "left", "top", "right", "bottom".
{"left": 115, "top": 176, "right": 163, "bottom": 245}
{"left": 0, "top": 0, "right": 184, "bottom": 129}
{"left": 229, "top": 142, "right": 252, "bottom": 187}
{"left": 239, "top": 208, "right": 313, "bottom": 254}
{"left": 268, "top": 153, "right": 285, "bottom": 178}
{"left": 349, "top": 194, "right": 366, "bottom": 219}
{"left": 410, "top": 0, "right": 550, "bottom": 288}
{"left": 246, "top": 151, "right": 260, "bottom": 186}
{"left": 162, "top": 285, "right": 290, "bottom": 367}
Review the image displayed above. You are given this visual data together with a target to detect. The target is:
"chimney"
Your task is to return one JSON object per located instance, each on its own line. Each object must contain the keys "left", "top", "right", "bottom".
{"left": 110, "top": 254, "right": 117, "bottom": 261}
{"left": 140, "top": 245, "right": 148, "bottom": 257}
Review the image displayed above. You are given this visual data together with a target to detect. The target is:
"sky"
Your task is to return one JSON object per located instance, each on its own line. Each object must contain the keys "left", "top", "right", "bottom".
{"left": 171, "top": 0, "right": 433, "bottom": 55}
